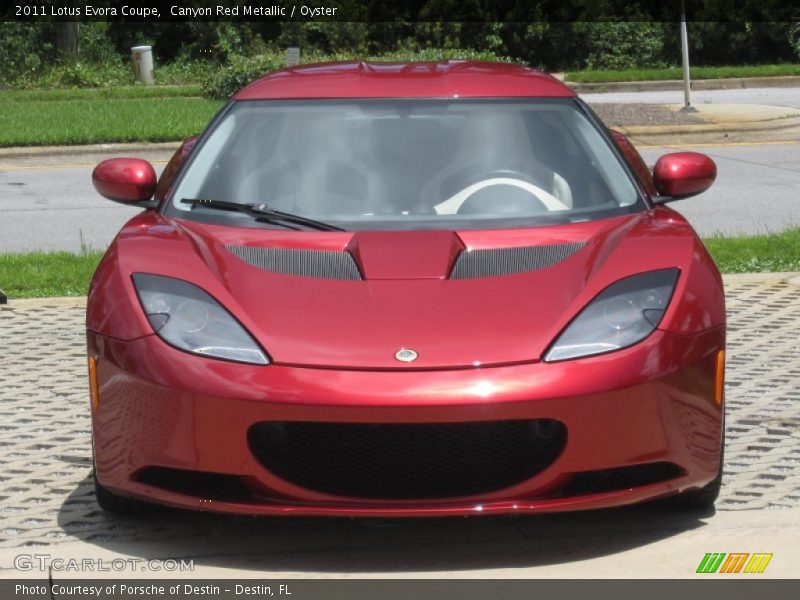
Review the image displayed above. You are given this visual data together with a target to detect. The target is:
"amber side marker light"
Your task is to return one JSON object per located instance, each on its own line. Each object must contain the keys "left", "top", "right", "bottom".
{"left": 714, "top": 350, "right": 725, "bottom": 407}
{"left": 88, "top": 355, "right": 100, "bottom": 411}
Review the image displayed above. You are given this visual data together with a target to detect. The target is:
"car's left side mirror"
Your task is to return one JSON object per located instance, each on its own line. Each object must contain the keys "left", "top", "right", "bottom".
{"left": 92, "top": 158, "right": 158, "bottom": 207}
{"left": 652, "top": 152, "right": 716, "bottom": 203}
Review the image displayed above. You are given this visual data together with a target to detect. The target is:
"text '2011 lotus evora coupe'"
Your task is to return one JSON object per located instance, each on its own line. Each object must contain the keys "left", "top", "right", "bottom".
{"left": 87, "top": 61, "right": 725, "bottom": 517}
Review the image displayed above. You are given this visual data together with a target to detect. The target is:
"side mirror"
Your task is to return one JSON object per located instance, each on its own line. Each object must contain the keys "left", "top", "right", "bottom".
{"left": 92, "top": 158, "right": 157, "bottom": 206}
{"left": 652, "top": 152, "right": 716, "bottom": 203}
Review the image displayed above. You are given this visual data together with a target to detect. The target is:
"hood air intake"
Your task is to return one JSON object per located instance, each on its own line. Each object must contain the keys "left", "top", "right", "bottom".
{"left": 450, "top": 242, "right": 586, "bottom": 279}
{"left": 227, "top": 242, "right": 586, "bottom": 280}
{"left": 226, "top": 245, "right": 362, "bottom": 280}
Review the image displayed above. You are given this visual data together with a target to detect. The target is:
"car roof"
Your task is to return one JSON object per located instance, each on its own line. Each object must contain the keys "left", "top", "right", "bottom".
{"left": 232, "top": 60, "right": 576, "bottom": 101}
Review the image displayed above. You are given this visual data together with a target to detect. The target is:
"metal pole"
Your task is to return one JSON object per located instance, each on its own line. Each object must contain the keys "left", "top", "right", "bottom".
{"left": 680, "top": 0, "right": 694, "bottom": 111}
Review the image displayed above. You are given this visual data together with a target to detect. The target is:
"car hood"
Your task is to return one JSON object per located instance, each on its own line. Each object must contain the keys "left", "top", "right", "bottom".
{"left": 100, "top": 209, "right": 717, "bottom": 370}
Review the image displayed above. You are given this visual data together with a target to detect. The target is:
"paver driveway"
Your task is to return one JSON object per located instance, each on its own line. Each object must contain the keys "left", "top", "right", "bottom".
{"left": 0, "top": 273, "right": 798, "bottom": 577}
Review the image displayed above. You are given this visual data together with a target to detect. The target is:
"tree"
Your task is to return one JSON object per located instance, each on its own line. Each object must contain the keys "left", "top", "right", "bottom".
{"left": 56, "top": 22, "right": 80, "bottom": 56}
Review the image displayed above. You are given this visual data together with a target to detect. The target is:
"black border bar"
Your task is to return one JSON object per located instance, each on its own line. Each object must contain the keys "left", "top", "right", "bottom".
{"left": 4, "top": 0, "right": 800, "bottom": 22}
{"left": 4, "top": 579, "right": 800, "bottom": 600}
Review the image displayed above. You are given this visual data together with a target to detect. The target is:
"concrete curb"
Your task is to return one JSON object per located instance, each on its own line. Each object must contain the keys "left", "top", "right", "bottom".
{"left": 0, "top": 141, "right": 181, "bottom": 159}
{"left": 569, "top": 75, "right": 800, "bottom": 94}
{"left": 722, "top": 271, "right": 800, "bottom": 281}
{"left": 615, "top": 116, "right": 800, "bottom": 137}
{"left": 3, "top": 272, "right": 798, "bottom": 308}
{"left": 0, "top": 296, "right": 87, "bottom": 309}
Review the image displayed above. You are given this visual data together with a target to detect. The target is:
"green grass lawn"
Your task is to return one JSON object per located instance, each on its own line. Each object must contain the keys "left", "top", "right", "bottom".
{"left": 566, "top": 64, "right": 800, "bottom": 84}
{"left": 1, "top": 230, "right": 798, "bottom": 299}
{"left": 0, "top": 85, "right": 203, "bottom": 103}
{"left": 0, "top": 251, "right": 103, "bottom": 298}
{"left": 703, "top": 228, "right": 800, "bottom": 274}
{"left": 0, "top": 86, "right": 222, "bottom": 147}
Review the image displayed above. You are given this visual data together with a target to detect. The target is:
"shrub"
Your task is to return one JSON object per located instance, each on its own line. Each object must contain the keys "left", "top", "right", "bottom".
{"left": 37, "top": 62, "right": 133, "bottom": 88}
{"left": 202, "top": 48, "right": 515, "bottom": 99}
{"left": 578, "top": 22, "right": 669, "bottom": 71}
{"left": 78, "top": 22, "right": 120, "bottom": 64}
{"left": 202, "top": 52, "right": 286, "bottom": 99}
{"left": 155, "top": 56, "right": 211, "bottom": 86}
{"left": 0, "top": 22, "right": 55, "bottom": 85}
{"left": 790, "top": 22, "right": 800, "bottom": 60}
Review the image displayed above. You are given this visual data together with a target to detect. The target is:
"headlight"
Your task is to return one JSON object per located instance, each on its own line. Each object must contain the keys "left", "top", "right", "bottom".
{"left": 545, "top": 269, "right": 679, "bottom": 362}
{"left": 132, "top": 274, "right": 269, "bottom": 365}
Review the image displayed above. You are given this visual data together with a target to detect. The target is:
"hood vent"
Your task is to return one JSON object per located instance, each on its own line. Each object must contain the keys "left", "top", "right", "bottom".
{"left": 450, "top": 241, "right": 586, "bottom": 279}
{"left": 226, "top": 241, "right": 586, "bottom": 281}
{"left": 226, "top": 245, "right": 362, "bottom": 280}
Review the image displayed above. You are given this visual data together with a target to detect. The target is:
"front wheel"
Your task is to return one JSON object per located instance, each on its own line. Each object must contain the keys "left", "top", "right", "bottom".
{"left": 93, "top": 461, "right": 151, "bottom": 515}
{"left": 668, "top": 460, "right": 723, "bottom": 510}
{"left": 665, "top": 416, "right": 725, "bottom": 510}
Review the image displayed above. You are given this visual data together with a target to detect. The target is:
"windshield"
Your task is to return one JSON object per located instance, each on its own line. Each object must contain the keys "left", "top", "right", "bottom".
{"left": 168, "top": 98, "right": 641, "bottom": 230}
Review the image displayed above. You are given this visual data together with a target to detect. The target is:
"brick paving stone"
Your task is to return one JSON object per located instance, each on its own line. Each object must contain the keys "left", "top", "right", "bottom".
{"left": 0, "top": 274, "right": 798, "bottom": 548}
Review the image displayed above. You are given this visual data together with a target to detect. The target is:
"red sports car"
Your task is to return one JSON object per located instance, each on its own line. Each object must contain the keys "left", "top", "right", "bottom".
{"left": 87, "top": 61, "right": 725, "bottom": 517}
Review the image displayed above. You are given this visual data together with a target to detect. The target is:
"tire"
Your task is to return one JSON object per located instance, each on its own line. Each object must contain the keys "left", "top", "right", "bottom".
{"left": 93, "top": 463, "right": 151, "bottom": 515}
{"left": 668, "top": 458, "right": 723, "bottom": 510}
{"left": 665, "top": 417, "right": 725, "bottom": 511}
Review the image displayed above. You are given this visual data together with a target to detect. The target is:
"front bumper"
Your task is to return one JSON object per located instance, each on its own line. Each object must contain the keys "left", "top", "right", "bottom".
{"left": 88, "top": 326, "right": 724, "bottom": 517}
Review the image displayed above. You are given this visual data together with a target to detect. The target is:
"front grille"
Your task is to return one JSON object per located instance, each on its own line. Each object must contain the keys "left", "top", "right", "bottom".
{"left": 248, "top": 420, "right": 567, "bottom": 499}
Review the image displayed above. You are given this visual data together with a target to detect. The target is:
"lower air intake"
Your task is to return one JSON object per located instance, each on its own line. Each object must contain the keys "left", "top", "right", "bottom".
{"left": 248, "top": 419, "right": 567, "bottom": 499}
{"left": 135, "top": 467, "right": 253, "bottom": 502}
{"left": 561, "top": 462, "right": 684, "bottom": 497}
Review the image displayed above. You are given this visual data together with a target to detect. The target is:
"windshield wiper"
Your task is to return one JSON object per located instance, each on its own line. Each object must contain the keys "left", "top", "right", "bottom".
{"left": 180, "top": 198, "right": 345, "bottom": 232}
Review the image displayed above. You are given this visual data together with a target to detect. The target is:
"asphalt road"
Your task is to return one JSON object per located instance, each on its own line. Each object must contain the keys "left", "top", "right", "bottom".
{"left": 639, "top": 141, "right": 800, "bottom": 236}
{"left": 0, "top": 162, "right": 162, "bottom": 253}
{"left": 581, "top": 86, "right": 800, "bottom": 108}
{"left": 1, "top": 140, "right": 798, "bottom": 253}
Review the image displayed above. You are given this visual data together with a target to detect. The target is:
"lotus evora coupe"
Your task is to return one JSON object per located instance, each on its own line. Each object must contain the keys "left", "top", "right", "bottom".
{"left": 87, "top": 61, "right": 725, "bottom": 517}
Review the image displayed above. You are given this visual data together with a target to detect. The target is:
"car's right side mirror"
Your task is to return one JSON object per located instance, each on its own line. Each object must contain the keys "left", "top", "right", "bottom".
{"left": 652, "top": 152, "right": 717, "bottom": 203}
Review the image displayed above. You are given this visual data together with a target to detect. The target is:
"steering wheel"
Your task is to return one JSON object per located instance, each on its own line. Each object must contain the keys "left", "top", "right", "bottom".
{"left": 434, "top": 169, "right": 570, "bottom": 215}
